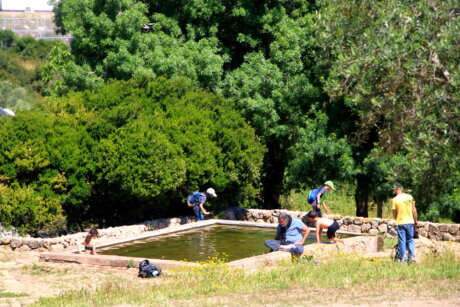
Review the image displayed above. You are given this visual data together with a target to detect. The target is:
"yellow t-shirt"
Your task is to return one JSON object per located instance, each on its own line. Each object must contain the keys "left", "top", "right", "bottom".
{"left": 392, "top": 193, "right": 415, "bottom": 225}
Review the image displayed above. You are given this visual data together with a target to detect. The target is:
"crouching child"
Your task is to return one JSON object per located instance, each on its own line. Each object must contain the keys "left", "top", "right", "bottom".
{"left": 307, "top": 211, "right": 343, "bottom": 244}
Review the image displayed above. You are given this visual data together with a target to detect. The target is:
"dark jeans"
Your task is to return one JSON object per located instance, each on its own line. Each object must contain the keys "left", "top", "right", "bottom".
{"left": 265, "top": 240, "right": 304, "bottom": 255}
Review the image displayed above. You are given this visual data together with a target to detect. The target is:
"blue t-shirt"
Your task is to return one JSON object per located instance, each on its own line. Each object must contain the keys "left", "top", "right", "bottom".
{"left": 276, "top": 218, "right": 306, "bottom": 243}
{"left": 187, "top": 192, "right": 207, "bottom": 209}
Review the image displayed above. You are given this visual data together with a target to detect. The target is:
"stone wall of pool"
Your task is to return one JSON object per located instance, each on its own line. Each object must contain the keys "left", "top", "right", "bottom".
{"left": 1, "top": 207, "right": 459, "bottom": 252}
{"left": 221, "top": 207, "right": 460, "bottom": 242}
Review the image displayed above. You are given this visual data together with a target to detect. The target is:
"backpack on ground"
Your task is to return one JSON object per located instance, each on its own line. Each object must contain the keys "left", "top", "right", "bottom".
{"left": 138, "top": 259, "right": 162, "bottom": 278}
{"left": 187, "top": 191, "right": 202, "bottom": 208}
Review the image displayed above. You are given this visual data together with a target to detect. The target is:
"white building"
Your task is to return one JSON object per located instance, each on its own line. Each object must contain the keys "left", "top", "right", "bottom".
{"left": 0, "top": 0, "right": 53, "bottom": 13}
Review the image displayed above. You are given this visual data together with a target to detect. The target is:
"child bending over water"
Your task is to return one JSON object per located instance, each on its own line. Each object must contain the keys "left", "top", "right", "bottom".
{"left": 307, "top": 211, "right": 343, "bottom": 244}
{"left": 76, "top": 228, "right": 98, "bottom": 255}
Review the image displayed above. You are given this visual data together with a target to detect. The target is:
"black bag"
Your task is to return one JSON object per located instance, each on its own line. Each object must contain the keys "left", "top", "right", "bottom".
{"left": 138, "top": 259, "right": 162, "bottom": 278}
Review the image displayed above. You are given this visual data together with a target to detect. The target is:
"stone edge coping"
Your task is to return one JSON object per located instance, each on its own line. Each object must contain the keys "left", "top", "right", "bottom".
{"left": 70, "top": 219, "right": 363, "bottom": 253}
{"left": 41, "top": 235, "right": 381, "bottom": 271}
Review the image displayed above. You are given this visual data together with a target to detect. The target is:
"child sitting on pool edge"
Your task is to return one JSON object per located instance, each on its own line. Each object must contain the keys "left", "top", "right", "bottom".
{"left": 306, "top": 211, "right": 343, "bottom": 244}
{"left": 76, "top": 228, "right": 99, "bottom": 255}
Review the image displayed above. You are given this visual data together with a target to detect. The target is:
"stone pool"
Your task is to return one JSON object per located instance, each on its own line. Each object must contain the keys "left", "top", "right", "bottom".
{"left": 97, "top": 223, "right": 351, "bottom": 262}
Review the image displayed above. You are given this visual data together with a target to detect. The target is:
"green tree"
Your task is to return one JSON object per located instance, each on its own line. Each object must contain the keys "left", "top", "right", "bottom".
{"left": 315, "top": 0, "right": 460, "bottom": 218}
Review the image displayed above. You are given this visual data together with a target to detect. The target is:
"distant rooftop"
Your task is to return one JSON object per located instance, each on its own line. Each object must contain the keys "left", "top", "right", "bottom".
{"left": 0, "top": 0, "right": 54, "bottom": 13}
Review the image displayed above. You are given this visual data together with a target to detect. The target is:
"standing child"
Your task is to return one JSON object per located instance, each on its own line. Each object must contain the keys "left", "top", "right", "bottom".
{"left": 77, "top": 228, "right": 99, "bottom": 255}
{"left": 307, "top": 211, "right": 343, "bottom": 244}
{"left": 307, "top": 181, "right": 335, "bottom": 217}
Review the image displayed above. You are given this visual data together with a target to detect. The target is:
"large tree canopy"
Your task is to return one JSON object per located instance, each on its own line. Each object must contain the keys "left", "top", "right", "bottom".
{"left": 0, "top": 78, "right": 264, "bottom": 231}
{"left": 315, "top": 0, "right": 459, "bottom": 219}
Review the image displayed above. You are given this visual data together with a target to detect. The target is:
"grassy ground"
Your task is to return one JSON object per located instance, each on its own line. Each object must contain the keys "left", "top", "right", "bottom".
{"left": 32, "top": 251, "right": 459, "bottom": 307}
{"left": 280, "top": 183, "right": 394, "bottom": 219}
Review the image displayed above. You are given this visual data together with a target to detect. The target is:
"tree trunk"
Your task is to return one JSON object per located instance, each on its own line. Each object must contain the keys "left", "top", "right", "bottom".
{"left": 376, "top": 200, "right": 383, "bottom": 218}
{"left": 355, "top": 174, "right": 369, "bottom": 217}
{"left": 262, "top": 141, "right": 286, "bottom": 209}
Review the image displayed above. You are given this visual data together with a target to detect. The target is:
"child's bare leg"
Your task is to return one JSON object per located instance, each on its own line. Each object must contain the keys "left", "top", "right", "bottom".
{"left": 332, "top": 237, "right": 344, "bottom": 243}
{"left": 75, "top": 242, "right": 82, "bottom": 254}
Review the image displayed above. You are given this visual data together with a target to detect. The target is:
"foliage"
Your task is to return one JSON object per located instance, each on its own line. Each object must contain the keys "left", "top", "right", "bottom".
{"left": 315, "top": 0, "right": 460, "bottom": 218}
{"left": 51, "top": 0, "right": 227, "bottom": 90}
{"left": 0, "top": 77, "right": 263, "bottom": 231}
{"left": 0, "top": 81, "right": 37, "bottom": 111}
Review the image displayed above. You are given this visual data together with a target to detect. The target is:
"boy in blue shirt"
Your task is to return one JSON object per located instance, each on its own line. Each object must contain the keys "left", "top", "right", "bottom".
{"left": 265, "top": 213, "right": 310, "bottom": 256}
{"left": 187, "top": 188, "right": 217, "bottom": 221}
{"left": 307, "top": 181, "right": 335, "bottom": 217}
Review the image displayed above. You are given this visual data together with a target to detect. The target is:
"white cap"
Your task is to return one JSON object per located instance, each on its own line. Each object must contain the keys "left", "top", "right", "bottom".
{"left": 206, "top": 188, "right": 217, "bottom": 197}
{"left": 0, "top": 108, "right": 15, "bottom": 116}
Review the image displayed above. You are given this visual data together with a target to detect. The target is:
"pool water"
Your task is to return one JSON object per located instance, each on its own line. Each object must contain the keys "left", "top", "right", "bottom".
{"left": 98, "top": 224, "right": 343, "bottom": 262}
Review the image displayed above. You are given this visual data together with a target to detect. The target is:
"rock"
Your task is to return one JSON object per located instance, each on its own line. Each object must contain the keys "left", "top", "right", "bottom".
{"left": 371, "top": 219, "right": 379, "bottom": 228}
{"left": 348, "top": 225, "right": 362, "bottom": 233}
{"left": 441, "top": 232, "right": 454, "bottom": 241}
{"left": 26, "top": 239, "right": 42, "bottom": 250}
{"left": 223, "top": 210, "right": 236, "bottom": 220}
{"left": 438, "top": 224, "right": 449, "bottom": 232}
{"left": 361, "top": 223, "right": 371, "bottom": 233}
{"left": 378, "top": 224, "right": 388, "bottom": 233}
{"left": 368, "top": 229, "right": 379, "bottom": 236}
{"left": 263, "top": 211, "right": 272, "bottom": 221}
{"left": 50, "top": 243, "right": 65, "bottom": 251}
{"left": 419, "top": 228, "right": 428, "bottom": 238}
{"left": 10, "top": 238, "right": 22, "bottom": 249}
{"left": 18, "top": 245, "right": 31, "bottom": 251}
{"left": 428, "top": 223, "right": 441, "bottom": 240}
{"left": 354, "top": 217, "right": 363, "bottom": 225}
{"left": 389, "top": 228, "right": 398, "bottom": 236}
{"left": 343, "top": 217, "right": 353, "bottom": 225}
{"left": 0, "top": 237, "right": 11, "bottom": 245}
{"left": 449, "top": 225, "right": 459, "bottom": 235}
{"left": 363, "top": 218, "right": 373, "bottom": 224}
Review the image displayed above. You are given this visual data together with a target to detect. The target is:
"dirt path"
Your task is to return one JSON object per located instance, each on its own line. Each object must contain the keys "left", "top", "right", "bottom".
{"left": 0, "top": 250, "right": 138, "bottom": 306}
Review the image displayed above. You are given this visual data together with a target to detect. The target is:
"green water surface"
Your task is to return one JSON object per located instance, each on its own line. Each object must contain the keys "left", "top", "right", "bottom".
{"left": 98, "top": 225, "right": 336, "bottom": 262}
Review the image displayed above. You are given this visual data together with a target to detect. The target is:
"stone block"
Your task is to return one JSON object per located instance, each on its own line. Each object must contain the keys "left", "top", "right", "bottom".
{"left": 223, "top": 210, "right": 236, "bottom": 220}
{"left": 377, "top": 224, "right": 388, "bottom": 233}
{"left": 50, "top": 243, "right": 65, "bottom": 251}
{"left": 354, "top": 217, "right": 363, "bottom": 225}
{"left": 371, "top": 220, "right": 379, "bottom": 228}
{"left": 263, "top": 211, "right": 272, "bottom": 221}
{"left": 361, "top": 223, "right": 371, "bottom": 233}
{"left": 42, "top": 239, "right": 52, "bottom": 249}
{"left": 449, "top": 225, "right": 459, "bottom": 235}
{"left": 438, "top": 224, "right": 449, "bottom": 232}
{"left": 363, "top": 218, "right": 373, "bottom": 224}
{"left": 10, "top": 238, "right": 22, "bottom": 249}
{"left": 419, "top": 229, "right": 428, "bottom": 238}
{"left": 0, "top": 237, "right": 11, "bottom": 245}
{"left": 348, "top": 224, "right": 362, "bottom": 233}
{"left": 26, "top": 239, "right": 43, "bottom": 249}
{"left": 428, "top": 223, "right": 441, "bottom": 240}
{"left": 389, "top": 228, "right": 398, "bottom": 236}
{"left": 442, "top": 232, "right": 454, "bottom": 241}
{"left": 368, "top": 229, "right": 379, "bottom": 236}
{"left": 18, "top": 245, "right": 31, "bottom": 251}
{"left": 388, "top": 220, "right": 396, "bottom": 226}
{"left": 343, "top": 217, "right": 353, "bottom": 225}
